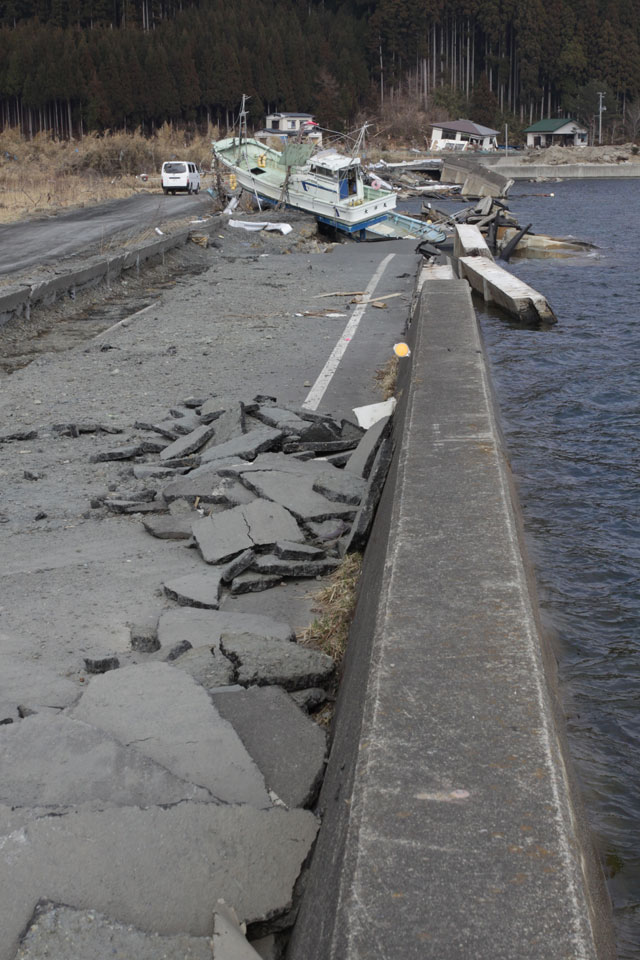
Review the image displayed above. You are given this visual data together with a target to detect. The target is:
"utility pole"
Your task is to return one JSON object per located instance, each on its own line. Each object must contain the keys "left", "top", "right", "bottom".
{"left": 505, "top": 123, "right": 508, "bottom": 154}
{"left": 597, "top": 91, "right": 606, "bottom": 145}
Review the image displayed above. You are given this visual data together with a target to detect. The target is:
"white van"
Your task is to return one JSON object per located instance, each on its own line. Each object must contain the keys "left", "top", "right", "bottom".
{"left": 161, "top": 161, "right": 201, "bottom": 195}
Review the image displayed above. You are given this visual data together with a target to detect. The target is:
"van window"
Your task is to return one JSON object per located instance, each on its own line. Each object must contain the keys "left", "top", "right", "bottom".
{"left": 164, "top": 162, "right": 186, "bottom": 173}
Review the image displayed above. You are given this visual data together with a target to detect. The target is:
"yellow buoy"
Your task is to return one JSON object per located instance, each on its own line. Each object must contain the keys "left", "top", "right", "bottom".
{"left": 393, "top": 342, "right": 411, "bottom": 358}
{"left": 228, "top": 174, "right": 237, "bottom": 190}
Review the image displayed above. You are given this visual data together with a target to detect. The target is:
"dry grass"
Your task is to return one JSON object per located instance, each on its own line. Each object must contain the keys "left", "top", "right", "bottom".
{"left": 375, "top": 355, "right": 399, "bottom": 399}
{"left": 0, "top": 125, "right": 218, "bottom": 223}
{"left": 300, "top": 553, "right": 363, "bottom": 665}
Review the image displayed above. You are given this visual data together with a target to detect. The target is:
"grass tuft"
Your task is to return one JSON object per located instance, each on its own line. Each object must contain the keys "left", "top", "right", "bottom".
{"left": 374, "top": 355, "right": 399, "bottom": 399}
{"left": 300, "top": 553, "right": 362, "bottom": 665}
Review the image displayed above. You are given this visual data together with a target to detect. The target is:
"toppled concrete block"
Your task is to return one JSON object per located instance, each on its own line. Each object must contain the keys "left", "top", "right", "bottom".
{"left": 213, "top": 901, "right": 263, "bottom": 959}
{"left": 15, "top": 901, "right": 215, "bottom": 960}
{"left": 201, "top": 402, "right": 246, "bottom": 446}
{"left": 220, "top": 633, "right": 335, "bottom": 691}
{"left": 0, "top": 713, "right": 211, "bottom": 810}
{"left": 343, "top": 437, "right": 394, "bottom": 554}
{"left": 72, "top": 663, "right": 271, "bottom": 806}
{"left": 0, "top": 803, "right": 319, "bottom": 960}
{"left": 344, "top": 415, "right": 391, "bottom": 479}
{"left": 0, "top": 653, "right": 79, "bottom": 714}
{"left": 157, "top": 609, "right": 295, "bottom": 650}
{"left": 160, "top": 424, "right": 217, "bottom": 461}
{"left": 164, "top": 572, "right": 224, "bottom": 609}
{"left": 220, "top": 549, "right": 256, "bottom": 583}
{"left": 193, "top": 501, "right": 303, "bottom": 565}
{"left": 212, "top": 686, "right": 327, "bottom": 808}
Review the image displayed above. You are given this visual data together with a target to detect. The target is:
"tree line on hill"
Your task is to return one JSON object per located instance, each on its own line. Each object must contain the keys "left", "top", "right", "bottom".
{"left": 0, "top": 0, "right": 639, "bottom": 141}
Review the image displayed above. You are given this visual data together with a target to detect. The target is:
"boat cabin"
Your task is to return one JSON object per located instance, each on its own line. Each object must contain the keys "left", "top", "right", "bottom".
{"left": 309, "top": 151, "right": 361, "bottom": 199}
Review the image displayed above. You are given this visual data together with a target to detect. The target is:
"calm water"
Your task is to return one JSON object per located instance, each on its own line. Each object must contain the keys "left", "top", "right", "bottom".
{"left": 475, "top": 179, "right": 640, "bottom": 956}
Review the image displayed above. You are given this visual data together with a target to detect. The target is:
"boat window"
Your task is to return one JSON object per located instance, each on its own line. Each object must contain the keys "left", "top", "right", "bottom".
{"left": 250, "top": 167, "right": 266, "bottom": 175}
{"left": 310, "top": 165, "right": 335, "bottom": 179}
{"left": 163, "top": 162, "right": 187, "bottom": 173}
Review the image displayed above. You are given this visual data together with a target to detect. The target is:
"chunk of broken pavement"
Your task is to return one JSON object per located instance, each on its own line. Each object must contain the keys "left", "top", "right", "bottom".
{"left": 1, "top": 804, "right": 319, "bottom": 959}
{"left": 83, "top": 655, "right": 119, "bottom": 675}
{"left": 130, "top": 624, "right": 159, "bottom": 653}
{"left": 220, "top": 633, "right": 335, "bottom": 691}
{"left": 72, "top": 663, "right": 271, "bottom": 806}
{"left": 237, "top": 471, "right": 357, "bottom": 524}
{"left": 90, "top": 444, "right": 145, "bottom": 462}
{"left": 142, "top": 516, "right": 194, "bottom": 540}
{"left": 211, "top": 686, "right": 327, "bottom": 808}
{"left": 164, "top": 572, "right": 224, "bottom": 609}
{"left": 157, "top": 608, "right": 295, "bottom": 651}
{"left": 193, "top": 500, "right": 303, "bottom": 565}
{"left": 1, "top": 713, "right": 211, "bottom": 810}
{"left": 230, "top": 572, "right": 283, "bottom": 595}
{"left": 198, "top": 426, "right": 284, "bottom": 464}
{"left": 160, "top": 424, "right": 216, "bottom": 461}
{"left": 251, "top": 555, "right": 340, "bottom": 578}
{"left": 168, "top": 646, "right": 235, "bottom": 689}
{"left": 0, "top": 652, "right": 79, "bottom": 714}
{"left": 200, "top": 401, "right": 246, "bottom": 446}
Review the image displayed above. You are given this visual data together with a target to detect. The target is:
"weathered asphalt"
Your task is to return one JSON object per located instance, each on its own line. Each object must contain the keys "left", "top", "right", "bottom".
{"left": 0, "top": 192, "right": 212, "bottom": 275}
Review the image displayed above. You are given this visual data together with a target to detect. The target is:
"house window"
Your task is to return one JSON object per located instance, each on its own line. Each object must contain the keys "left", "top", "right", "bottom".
{"left": 288, "top": 121, "right": 296, "bottom": 129}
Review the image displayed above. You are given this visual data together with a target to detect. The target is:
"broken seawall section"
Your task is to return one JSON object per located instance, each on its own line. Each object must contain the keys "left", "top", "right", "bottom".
{"left": 287, "top": 272, "right": 615, "bottom": 958}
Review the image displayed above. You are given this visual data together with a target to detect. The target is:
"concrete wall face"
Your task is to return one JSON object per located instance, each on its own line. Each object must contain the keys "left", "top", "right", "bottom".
{"left": 288, "top": 278, "right": 615, "bottom": 960}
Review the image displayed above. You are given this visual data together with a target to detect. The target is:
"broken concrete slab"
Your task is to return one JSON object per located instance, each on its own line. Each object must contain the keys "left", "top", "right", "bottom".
{"left": 297, "top": 420, "right": 342, "bottom": 443}
{"left": 253, "top": 406, "right": 309, "bottom": 436}
{"left": 344, "top": 415, "right": 391, "bottom": 479}
{"left": 16, "top": 903, "right": 214, "bottom": 960}
{"left": 312, "top": 471, "right": 365, "bottom": 505}
{"left": 142, "top": 515, "right": 194, "bottom": 539}
{"left": 168, "top": 646, "right": 235, "bottom": 689}
{"left": 220, "top": 633, "right": 335, "bottom": 691}
{"left": 105, "top": 499, "right": 166, "bottom": 515}
{"left": 343, "top": 437, "right": 394, "bottom": 554}
{"left": 199, "top": 396, "right": 235, "bottom": 423}
{"left": 164, "top": 572, "right": 224, "bottom": 609}
{"left": 230, "top": 572, "right": 283, "bottom": 595}
{"left": 0, "top": 713, "right": 212, "bottom": 810}
{"left": 0, "top": 803, "right": 319, "bottom": 960}
{"left": 213, "top": 902, "right": 263, "bottom": 960}
{"left": 160, "top": 424, "right": 217, "bottom": 461}
{"left": 193, "top": 501, "right": 303, "bottom": 565}
{"left": 157, "top": 609, "right": 295, "bottom": 650}
{"left": 163, "top": 472, "right": 255, "bottom": 506}
{"left": 211, "top": 686, "right": 327, "bottom": 808}
{"left": 198, "top": 427, "right": 285, "bottom": 464}
{"left": 273, "top": 541, "right": 325, "bottom": 561}
{"left": 251, "top": 555, "right": 340, "bottom": 579}
{"left": 219, "top": 453, "right": 335, "bottom": 478}
{"left": 0, "top": 652, "right": 79, "bottom": 714}
{"left": 307, "top": 519, "right": 349, "bottom": 541}
{"left": 83, "top": 655, "right": 119, "bottom": 674}
{"left": 238, "top": 472, "right": 356, "bottom": 524}
{"left": 133, "top": 463, "right": 190, "bottom": 480}
{"left": 72, "top": 663, "right": 271, "bottom": 806}
{"left": 282, "top": 439, "right": 358, "bottom": 455}
{"left": 129, "top": 624, "right": 159, "bottom": 653}
{"left": 135, "top": 418, "right": 183, "bottom": 439}
{"left": 290, "top": 688, "right": 329, "bottom": 713}
{"left": 201, "top": 402, "right": 246, "bottom": 447}
{"left": 89, "top": 444, "right": 145, "bottom": 462}
{"left": 220, "top": 549, "right": 256, "bottom": 583}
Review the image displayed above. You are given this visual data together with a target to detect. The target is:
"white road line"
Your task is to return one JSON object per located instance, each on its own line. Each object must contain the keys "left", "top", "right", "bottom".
{"left": 302, "top": 253, "right": 396, "bottom": 411}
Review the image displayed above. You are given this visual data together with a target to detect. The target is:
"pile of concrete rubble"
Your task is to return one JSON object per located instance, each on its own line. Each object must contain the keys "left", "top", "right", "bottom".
{"left": 0, "top": 394, "right": 394, "bottom": 960}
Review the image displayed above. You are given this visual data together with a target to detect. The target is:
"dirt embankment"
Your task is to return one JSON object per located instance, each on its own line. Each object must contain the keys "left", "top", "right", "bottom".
{"left": 519, "top": 143, "right": 640, "bottom": 165}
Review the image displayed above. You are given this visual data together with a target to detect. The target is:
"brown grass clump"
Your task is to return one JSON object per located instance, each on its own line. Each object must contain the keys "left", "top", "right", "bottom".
{"left": 374, "top": 355, "right": 399, "bottom": 399}
{"left": 0, "top": 124, "right": 218, "bottom": 223}
{"left": 301, "top": 553, "right": 363, "bottom": 665}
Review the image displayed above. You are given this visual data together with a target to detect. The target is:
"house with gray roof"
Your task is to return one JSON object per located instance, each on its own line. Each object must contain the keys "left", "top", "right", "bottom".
{"left": 524, "top": 118, "right": 588, "bottom": 148}
{"left": 430, "top": 119, "right": 499, "bottom": 151}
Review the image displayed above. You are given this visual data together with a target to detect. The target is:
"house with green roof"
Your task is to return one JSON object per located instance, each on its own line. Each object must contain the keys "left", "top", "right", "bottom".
{"left": 524, "top": 118, "right": 588, "bottom": 148}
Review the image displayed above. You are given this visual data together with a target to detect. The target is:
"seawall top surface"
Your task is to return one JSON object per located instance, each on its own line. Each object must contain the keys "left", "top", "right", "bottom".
{"left": 290, "top": 276, "right": 614, "bottom": 958}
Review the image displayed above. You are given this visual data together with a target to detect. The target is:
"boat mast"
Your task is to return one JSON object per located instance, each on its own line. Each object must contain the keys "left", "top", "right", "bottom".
{"left": 238, "top": 94, "right": 250, "bottom": 162}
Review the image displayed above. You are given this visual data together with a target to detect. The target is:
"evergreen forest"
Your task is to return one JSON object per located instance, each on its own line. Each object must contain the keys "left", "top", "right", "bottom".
{"left": 1, "top": 0, "right": 639, "bottom": 140}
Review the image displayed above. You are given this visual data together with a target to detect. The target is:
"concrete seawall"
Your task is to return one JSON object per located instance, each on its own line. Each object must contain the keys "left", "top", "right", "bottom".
{"left": 482, "top": 160, "right": 640, "bottom": 180}
{"left": 288, "top": 272, "right": 615, "bottom": 958}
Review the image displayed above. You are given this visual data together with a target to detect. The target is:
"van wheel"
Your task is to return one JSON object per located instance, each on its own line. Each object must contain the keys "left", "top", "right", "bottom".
{"left": 194, "top": 185, "right": 200, "bottom": 194}
{"left": 162, "top": 187, "right": 168, "bottom": 194}
{"left": 188, "top": 184, "right": 193, "bottom": 195}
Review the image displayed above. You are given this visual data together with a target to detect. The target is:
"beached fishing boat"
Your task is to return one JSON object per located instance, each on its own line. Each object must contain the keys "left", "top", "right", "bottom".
{"left": 213, "top": 133, "right": 399, "bottom": 238}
